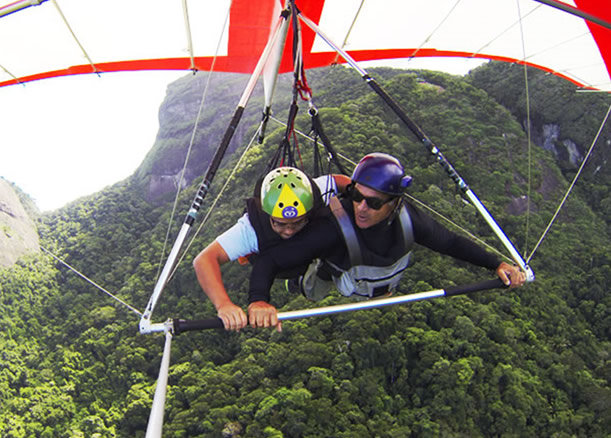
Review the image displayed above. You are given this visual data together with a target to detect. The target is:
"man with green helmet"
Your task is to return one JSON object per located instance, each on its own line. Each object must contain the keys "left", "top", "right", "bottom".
{"left": 193, "top": 166, "right": 350, "bottom": 331}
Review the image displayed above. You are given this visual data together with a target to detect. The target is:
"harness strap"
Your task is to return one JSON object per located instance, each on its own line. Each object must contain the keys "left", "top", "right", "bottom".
{"left": 329, "top": 196, "right": 363, "bottom": 266}
{"left": 330, "top": 197, "right": 414, "bottom": 270}
{"left": 398, "top": 202, "right": 414, "bottom": 252}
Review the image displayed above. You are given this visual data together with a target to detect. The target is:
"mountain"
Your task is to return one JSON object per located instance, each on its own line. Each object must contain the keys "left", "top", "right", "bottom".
{"left": 0, "top": 65, "right": 608, "bottom": 437}
{"left": 468, "top": 62, "right": 611, "bottom": 230}
{"left": 0, "top": 177, "right": 39, "bottom": 267}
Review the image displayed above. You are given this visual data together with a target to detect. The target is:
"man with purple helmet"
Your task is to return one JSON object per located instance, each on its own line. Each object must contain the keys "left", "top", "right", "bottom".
{"left": 247, "top": 153, "right": 525, "bottom": 331}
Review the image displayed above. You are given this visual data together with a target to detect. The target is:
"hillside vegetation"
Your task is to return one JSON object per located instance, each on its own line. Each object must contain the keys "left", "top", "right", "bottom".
{"left": 0, "top": 64, "right": 609, "bottom": 437}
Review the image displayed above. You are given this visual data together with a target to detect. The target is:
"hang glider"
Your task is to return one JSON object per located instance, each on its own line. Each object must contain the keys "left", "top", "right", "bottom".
{"left": 1, "top": 0, "right": 610, "bottom": 91}
{"left": 10, "top": 2, "right": 608, "bottom": 437}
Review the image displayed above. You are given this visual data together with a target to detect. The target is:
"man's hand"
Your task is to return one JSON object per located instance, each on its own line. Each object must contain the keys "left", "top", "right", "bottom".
{"left": 217, "top": 302, "right": 248, "bottom": 332}
{"left": 496, "top": 261, "right": 526, "bottom": 288}
{"left": 248, "top": 301, "right": 282, "bottom": 332}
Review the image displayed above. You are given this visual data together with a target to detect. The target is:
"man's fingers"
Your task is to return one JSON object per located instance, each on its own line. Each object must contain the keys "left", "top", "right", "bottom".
{"left": 219, "top": 308, "right": 247, "bottom": 331}
{"left": 501, "top": 270, "right": 511, "bottom": 286}
{"left": 249, "top": 307, "right": 279, "bottom": 330}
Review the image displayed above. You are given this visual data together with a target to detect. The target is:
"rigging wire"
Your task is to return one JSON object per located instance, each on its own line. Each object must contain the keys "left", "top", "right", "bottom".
{"left": 154, "top": 2, "right": 231, "bottom": 284}
{"left": 168, "top": 123, "right": 265, "bottom": 280}
{"left": 0, "top": 63, "right": 19, "bottom": 84}
{"left": 404, "top": 194, "right": 512, "bottom": 262}
{"left": 527, "top": 102, "right": 611, "bottom": 263}
{"left": 473, "top": 4, "right": 541, "bottom": 58}
{"left": 407, "top": 0, "right": 462, "bottom": 61}
{"left": 182, "top": 0, "right": 196, "bottom": 72}
{"left": 516, "top": 0, "right": 533, "bottom": 257}
{"left": 51, "top": 0, "right": 98, "bottom": 75}
{"left": 522, "top": 31, "right": 590, "bottom": 65}
{"left": 40, "top": 245, "right": 143, "bottom": 317}
{"left": 331, "top": 0, "right": 366, "bottom": 65}
{"left": 269, "top": 114, "right": 353, "bottom": 167}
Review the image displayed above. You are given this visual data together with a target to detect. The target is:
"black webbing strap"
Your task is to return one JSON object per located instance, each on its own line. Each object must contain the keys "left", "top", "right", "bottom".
{"left": 329, "top": 196, "right": 363, "bottom": 266}
{"left": 397, "top": 204, "right": 414, "bottom": 252}
{"left": 310, "top": 109, "right": 349, "bottom": 176}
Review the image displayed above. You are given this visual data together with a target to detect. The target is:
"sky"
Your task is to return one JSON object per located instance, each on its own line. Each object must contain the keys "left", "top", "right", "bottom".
{"left": 0, "top": 58, "right": 485, "bottom": 212}
{"left": 0, "top": 70, "right": 185, "bottom": 211}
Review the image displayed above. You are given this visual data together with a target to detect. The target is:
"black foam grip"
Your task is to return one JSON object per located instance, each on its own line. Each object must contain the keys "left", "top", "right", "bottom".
{"left": 445, "top": 278, "right": 507, "bottom": 297}
{"left": 173, "top": 318, "right": 224, "bottom": 334}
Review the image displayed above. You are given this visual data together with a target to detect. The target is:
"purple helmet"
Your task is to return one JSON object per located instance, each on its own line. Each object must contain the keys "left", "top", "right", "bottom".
{"left": 351, "top": 153, "right": 412, "bottom": 195}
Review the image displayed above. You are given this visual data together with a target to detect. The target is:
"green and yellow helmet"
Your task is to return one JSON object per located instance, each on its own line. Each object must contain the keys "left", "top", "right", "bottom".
{"left": 261, "top": 167, "right": 314, "bottom": 219}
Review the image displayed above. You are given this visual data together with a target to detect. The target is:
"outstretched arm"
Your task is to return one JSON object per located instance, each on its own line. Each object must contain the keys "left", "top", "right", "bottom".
{"left": 193, "top": 241, "right": 248, "bottom": 331}
{"left": 408, "top": 202, "right": 528, "bottom": 288}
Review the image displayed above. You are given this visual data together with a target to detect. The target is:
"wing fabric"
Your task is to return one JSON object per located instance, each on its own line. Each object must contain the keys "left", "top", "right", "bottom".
{"left": 0, "top": 0, "right": 609, "bottom": 90}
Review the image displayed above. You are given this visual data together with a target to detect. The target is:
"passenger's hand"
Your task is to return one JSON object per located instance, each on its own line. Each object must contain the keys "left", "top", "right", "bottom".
{"left": 248, "top": 301, "right": 282, "bottom": 332}
{"left": 217, "top": 302, "right": 248, "bottom": 331}
{"left": 496, "top": 262, "right": 526, "bottom": 288}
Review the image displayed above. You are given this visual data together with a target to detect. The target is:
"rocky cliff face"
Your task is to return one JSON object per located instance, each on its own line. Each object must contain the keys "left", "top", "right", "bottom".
{"left": 532, "top": 122, "right": 584, "bottom": 167}
{"left": 133, "top": 72, "right": 269, "bottom": 204}
{"left": 0, "top": 178, "right": 40, "bottom": 267}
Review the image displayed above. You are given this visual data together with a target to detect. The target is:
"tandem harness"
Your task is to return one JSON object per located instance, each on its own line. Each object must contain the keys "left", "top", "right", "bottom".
{"left": 302, "top": 196, "right": 415, "bottom": 300}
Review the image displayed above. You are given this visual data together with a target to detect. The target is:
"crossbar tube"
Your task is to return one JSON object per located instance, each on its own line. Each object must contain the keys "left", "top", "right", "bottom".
{"left": 172, "top": 278, "right": 506, "bottom": 334}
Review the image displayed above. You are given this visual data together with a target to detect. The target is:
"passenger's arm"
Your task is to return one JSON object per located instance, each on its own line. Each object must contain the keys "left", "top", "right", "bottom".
{"left": 193, "top": 241, "right": 248, "bottom": 331}
{"left": 247, "top": 218, "right": 340, "bottom": 330}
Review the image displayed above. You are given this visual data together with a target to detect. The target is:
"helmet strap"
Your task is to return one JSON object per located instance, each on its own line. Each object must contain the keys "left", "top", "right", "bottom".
{"left": 386, "top": 197, "right": 404, "bottom": 226}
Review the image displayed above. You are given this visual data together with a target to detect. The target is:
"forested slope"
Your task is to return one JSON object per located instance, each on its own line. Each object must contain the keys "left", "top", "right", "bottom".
{"left": 0, "top": 65, "right": 609, "bottom": 437}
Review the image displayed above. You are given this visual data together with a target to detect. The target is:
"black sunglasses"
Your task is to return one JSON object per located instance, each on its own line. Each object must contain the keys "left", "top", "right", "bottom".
{"left": 348, "top": 185, "right": 395, "bottom": 210}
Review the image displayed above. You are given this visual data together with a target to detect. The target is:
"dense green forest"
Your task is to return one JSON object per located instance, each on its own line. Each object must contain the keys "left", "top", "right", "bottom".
{"left": 0, "top": 64, "right": 609, "bottom": 437}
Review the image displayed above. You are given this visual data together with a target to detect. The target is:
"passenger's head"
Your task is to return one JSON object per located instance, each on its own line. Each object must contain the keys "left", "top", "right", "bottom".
{"left": 261, "top": 166, "right": 314, "bottom": 239}
{"left": 349, "top": 153, "right": 412, "bottom": 229}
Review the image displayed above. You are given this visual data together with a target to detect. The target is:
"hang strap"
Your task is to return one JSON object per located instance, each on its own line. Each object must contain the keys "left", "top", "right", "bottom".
{"left": 329, "top": 197, "right": 415, "bottom": 268}
{"left": 329, "top": 196, "right": 363, "bottom": 266}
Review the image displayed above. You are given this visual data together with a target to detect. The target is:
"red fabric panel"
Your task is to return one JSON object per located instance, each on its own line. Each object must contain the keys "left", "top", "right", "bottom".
{"left": 574, "top": 0, "right": 611, "bottom": 82}
{"left": 0, "top": 49, "right": 583, "bottom": 90}
{"left": 226, "top": 0, "right": 326, "bottom": 74}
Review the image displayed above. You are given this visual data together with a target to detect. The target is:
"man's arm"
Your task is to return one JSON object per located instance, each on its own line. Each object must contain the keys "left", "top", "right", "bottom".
{"left": 247, "top": 217, "right": 340, "bottom": 329}
{"left": 193, "top": 241, "right": 248, "bottom": 331}
{"left": 407, "top": 203, "right": 526, "bottom": 287}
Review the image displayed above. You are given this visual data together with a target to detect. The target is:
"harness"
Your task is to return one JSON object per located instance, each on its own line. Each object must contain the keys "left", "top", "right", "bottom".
{"left": 307, "top": 196, "right": 414, "bottom": 298}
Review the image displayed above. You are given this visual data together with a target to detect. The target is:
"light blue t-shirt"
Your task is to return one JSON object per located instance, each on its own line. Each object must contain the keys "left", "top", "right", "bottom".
{"left": 216, "top": 175, "right": 338, "bottom": 261}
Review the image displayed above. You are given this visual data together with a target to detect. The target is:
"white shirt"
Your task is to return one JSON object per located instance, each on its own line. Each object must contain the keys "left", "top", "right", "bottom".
{"left": 217, "top": 175, "right": 338, "bottom": 261}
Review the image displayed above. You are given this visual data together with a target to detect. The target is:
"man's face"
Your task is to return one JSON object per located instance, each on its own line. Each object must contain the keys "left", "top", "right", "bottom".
{"left": 269, "top": 215, "right": 309, "bottom": 239}
{"left": 351, "top": 183, "right": 397, "bottom": 229}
